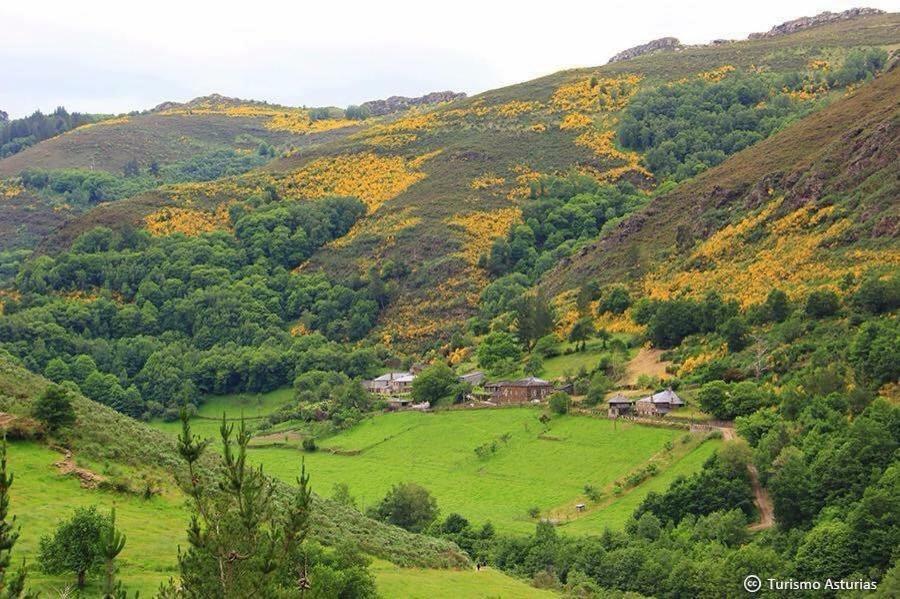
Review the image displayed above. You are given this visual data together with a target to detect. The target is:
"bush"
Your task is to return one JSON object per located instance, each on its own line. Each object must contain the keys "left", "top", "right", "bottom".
{"left": 367, "top": 483, "right": 438, "bottom": 533}
{"left": 302, "top": 438, "right": 318, "bottom": 452}
{"left": 32, "top": 384, "right": 76, "bottom": 432}
{"left": 597, "top": 286, "right": 632, "bottom": 315}
{"left": 548, "top": 392, "right": 570, "bottom": 415}
{"left": 805, "top": 290, "right": 840, "bottom": 318}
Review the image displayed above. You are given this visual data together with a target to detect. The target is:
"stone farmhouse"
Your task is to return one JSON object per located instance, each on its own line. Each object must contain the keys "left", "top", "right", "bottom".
{"left": 484, "top": 377, "right": 554, "bottom": 404}
{"left": 607, "top": 388, "right": 684, "bottom": 418}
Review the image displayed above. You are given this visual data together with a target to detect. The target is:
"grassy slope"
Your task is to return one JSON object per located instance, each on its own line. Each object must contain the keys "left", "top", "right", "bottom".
{"left": 152, "top": 402, "right": 716, "bottom": 535}
{"left": 371, "top": 559, "right": 558, "bottom": 598}
{"left": 9, "top": 442, "right": 186, "bottom": 595}
{"left": 560, "top": 438, "right": 720, "bottom": 534}
{"left": 542, "top": 60, "right": 900, "bottom": 297}
{"left": 20, "top": 14, "right": 898, "bottom": 349}
{"left": 0, "top": 355, "right": 469, "bottom": 575}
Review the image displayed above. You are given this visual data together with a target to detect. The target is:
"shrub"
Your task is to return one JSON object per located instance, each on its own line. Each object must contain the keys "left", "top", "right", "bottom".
{"left": 548, "top": 392, "right": 570, "bottom": 415}
{"left": 597, "top": 286, "right": 632, "bottom": 315}
{"left": 32, "top": 384, "right": 76, "bottom": 432}
{"left": 805, "top": 290, "right": 840, "bottom": 318}
{"left": 302, "top": 438, "right": 318, "bottom": 452}
{"left": 368, "top": 483, "right": 438, "bottom": 533}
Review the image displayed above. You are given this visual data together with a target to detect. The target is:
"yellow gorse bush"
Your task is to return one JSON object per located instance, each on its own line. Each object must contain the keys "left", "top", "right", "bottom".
{"left": 552, "top": 75, "right": 642, "bottom": 113}
{"left": 470, "top": 174, "right": 506, "bottom": 190}
{"left": 144, "top": 205, "right": 231, "bottom": 237}
{"left": 559, "top": 113, "right": 594, "bottom": 130}
{"left": 159, "top": 99, "right": 355, "bottom": 134}
{"left": 698, "top": 65, "right": 736, "bottom": 82}
{"left": 280, "top": 151, "right": 438, "bottom": 213}
{"left": 448, "top": 207, "right": 523, "bottom": 265}
{"left": 643, "top": 198, "right": 900, "bottom": 306}
{"left": 0, "top": 178, "right": 24, "bottom": 198}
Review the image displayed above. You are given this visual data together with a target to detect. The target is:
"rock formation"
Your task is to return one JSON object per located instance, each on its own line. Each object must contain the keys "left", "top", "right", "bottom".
{"left": 607, "top": 37, "right": 682, "bottom": 64}
{"left": 748, "top": 7, "right": 884, "bottom": 39}
{"left": 360, "top": 91, "right": 466, "bottom": 116}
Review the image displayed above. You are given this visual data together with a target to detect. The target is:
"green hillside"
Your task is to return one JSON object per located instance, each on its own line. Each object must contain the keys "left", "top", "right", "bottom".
{"left": 151, "top": 403, "right": 720, "bottom": 535}
{"left": 0, "top": 9, "right": 897, "bottom": 596}
{"left": 543, "top": 57, "right": 900, "bottom": 303}
{"left": 3, "top": 12, "right": 895, "bottom": 351}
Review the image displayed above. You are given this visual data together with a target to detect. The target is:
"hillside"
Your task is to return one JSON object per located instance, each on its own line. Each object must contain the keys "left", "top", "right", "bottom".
{"left": 5, "top": 11, "right": 895, "bottom": 351}
{"left": 543, "top": 59, "right": 900, "bottom": 301}
{"left": 0, "top": 352, "right": 469, "bottom": 582}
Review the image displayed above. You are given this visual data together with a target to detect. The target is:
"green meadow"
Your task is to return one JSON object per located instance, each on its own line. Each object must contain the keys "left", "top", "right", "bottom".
{"left": 151, "top": 394, "right": 717, "bottom": 535}
{"left": 371, "top": 559, "right": 558, "bottom": 598}
{"left": 7, "top": 442, "right": 187, "bottom": 595}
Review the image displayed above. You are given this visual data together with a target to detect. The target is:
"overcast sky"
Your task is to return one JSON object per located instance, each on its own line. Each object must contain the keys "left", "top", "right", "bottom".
{"left": 2, "top": 0, "right": 897, "bottom": 118}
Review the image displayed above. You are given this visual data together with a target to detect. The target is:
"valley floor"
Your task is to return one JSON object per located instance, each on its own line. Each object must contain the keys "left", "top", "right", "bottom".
{"left": 153, "top": 396, "right": 719, "bottom": 535}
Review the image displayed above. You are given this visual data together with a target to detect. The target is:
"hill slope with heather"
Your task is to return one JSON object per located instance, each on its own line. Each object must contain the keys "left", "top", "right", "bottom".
{"left": 9, "top": 11, "right": 892, "bottom": 352}
{"left": 543, "top": 61, "right": 900, "bottom": 305}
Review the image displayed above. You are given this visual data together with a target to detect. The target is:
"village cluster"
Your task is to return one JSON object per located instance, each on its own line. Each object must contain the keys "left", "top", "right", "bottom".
{"left": 363, "top": 368, "right": 684, "bottom": 418}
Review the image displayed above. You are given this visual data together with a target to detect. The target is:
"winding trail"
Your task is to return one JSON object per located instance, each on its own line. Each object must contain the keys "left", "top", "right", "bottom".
{"left": 719, "top": 426, "right": 775, "bottom": 530}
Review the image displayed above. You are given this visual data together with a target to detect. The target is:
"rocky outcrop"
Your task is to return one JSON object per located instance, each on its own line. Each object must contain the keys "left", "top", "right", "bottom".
{"left": 608, "top": 37, "right": 682, "bottom": 64}
{"left": 361, "top": 91, "right": 466, "bottom": 116}
{"left": 748, "top": 7, "right": 884, "bottom": 39}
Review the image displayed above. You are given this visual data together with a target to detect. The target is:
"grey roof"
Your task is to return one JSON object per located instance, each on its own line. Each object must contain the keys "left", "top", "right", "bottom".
{"left": 643, "top": 388, "right": 683, "bottom": 405}
{"left": 607, "top": 394, "right": 634, "bottom": 405}
{"left": 513, "top": 376, "right": 551, "bottom": 387}
{"left": 372, "top": 371, "right": 415, "bottom": 383}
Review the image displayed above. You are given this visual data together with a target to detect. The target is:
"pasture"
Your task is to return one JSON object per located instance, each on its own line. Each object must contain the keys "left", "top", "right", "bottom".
{"left": 152, "top": 396, "right": 718, "bottom": 535}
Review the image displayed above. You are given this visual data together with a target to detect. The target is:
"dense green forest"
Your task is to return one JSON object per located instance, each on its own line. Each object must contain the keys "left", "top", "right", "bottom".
{"left": 617, "top": 49, "right": 888, "bottom": 180}
{"left": 0, "top": 194, "right": 388, "bottom": 419}
{"left": 19, "top": 147, "right": 272, "bottom": 207}
{"left": 0, "top": 107, "right": 100, "bottom": 158}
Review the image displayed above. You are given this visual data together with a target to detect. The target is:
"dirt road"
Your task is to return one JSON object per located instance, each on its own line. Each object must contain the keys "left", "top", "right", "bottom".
{"left": 719, "top": 426, "right": 775, "bottom": 530}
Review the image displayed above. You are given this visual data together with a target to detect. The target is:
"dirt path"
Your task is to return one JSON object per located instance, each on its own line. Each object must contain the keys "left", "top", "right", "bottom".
{"left": 54, "top": 449, "right": 106, "bottom": 488}
{"left": 719, "top": 427, "right": 775, "bottom": 530}
{"left": 622, "top": 347, "right": 672, "bottom": 386}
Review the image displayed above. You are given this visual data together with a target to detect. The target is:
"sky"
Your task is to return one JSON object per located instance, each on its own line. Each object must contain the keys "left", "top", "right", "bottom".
{"left": 2, "top": 0, "right": 898, "bottom": 118}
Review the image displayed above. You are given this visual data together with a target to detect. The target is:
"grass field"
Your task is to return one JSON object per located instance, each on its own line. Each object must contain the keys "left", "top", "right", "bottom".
{"left": 372, "top": 559, "right": 557, "bottom": 598}
{"left": 561, "top": 437, "right": 720, "bottom": 534}
{"left": 151, "top": 387, "right": 295, "bottom": 439}
{"left": 7, "top": 441, "right": 186, "bottom": 595}
{"left": 152, "top": 398, "right": 716, "bottom": 535}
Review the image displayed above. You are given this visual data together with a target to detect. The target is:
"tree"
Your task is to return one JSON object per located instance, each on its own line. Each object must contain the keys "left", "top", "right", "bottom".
{"left": 720, "top": 317, "right": 748, "bottom": 353}
{"left": 849, "top": 320, "right": 899, "bottom": 386}
{"left": 585, "top": 373, "right": 612, "bottom": 406}
{"left": 568, "top": 317, "right": 594, "bottom": 352}
{"left": 769, "top": 446, "right": 814, "bottom": 529}
{"left": 167, "top": 412, "right": 313, "bottom": 596}
{"left": 514, "top": 294, "right": 555, "bottom": 349}
{"left": 0, "top": 439, "right": 27, "bottom": 598}
{"left": 597, "top": 286, "right": 631, "bottom": 315}
{"left": 852, "top": 275, "right": 899, "bottom": 314}
{"left": 524, "top": 353, "right": 544, "bottom": 376}
{"left": 477, "top": 332, "right": 522, "bottom": 373}
{"left": 411, "top": 363, "right": 459, "bottom": 404}
{"left": 548, "top": 392, "right": 571, "bottom": 415}
{"left": 43, "top": 358, "right": 70, "bottom": 383}
{"left": 697, "top": 381, "right": 729, "bottom": 419}
{"left": 805, "top": 289, "right": 840, "bottom": 318}
{"left": 762, "top": 289, "right": 790, "bottom": 322}
{"left": 39, "top": 506, "right": 110, "bottom": 588}
{"left": 98, "top": 509, "right": 127, "bottom": 598}
{"left": 368, "top": 483, "right": 438, "bottom": 533}
{"left": 32, "top": 385, "right": 76, "bottom": 432}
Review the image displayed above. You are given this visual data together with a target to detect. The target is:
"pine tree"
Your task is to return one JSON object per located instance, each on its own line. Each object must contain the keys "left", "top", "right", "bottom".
{"left": 164, "top": 410, "right": 312, "bottom": 597}
{"left": 99, "top": 509, "right": 127, "bottom": 599}
{"left": 0, "top": 438, "right": 28, "bottom": 598}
